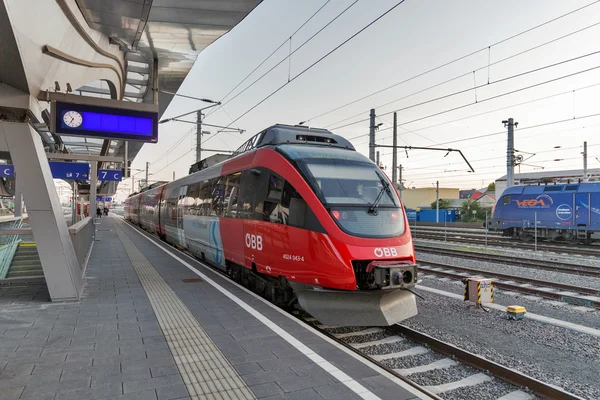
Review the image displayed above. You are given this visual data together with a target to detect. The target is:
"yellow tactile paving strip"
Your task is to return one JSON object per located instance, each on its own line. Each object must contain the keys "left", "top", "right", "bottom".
{"left": 117, "top": 228, "right": 256, "bottom": 400}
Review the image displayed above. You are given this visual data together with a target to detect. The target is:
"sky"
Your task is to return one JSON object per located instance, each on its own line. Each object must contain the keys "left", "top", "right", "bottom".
{"left": 123, "top": 0, "right": 600, "bottom": 199}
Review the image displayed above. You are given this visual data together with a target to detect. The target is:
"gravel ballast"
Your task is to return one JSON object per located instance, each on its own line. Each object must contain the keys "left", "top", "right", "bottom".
{"left": 442, "top": 379, "right": 536, "bottom": 400}
{"left": 408, "top": 280, "right": 600, "bottom": 399}
{"left": 417, "top": 264, "right": 600, "bottom": 330}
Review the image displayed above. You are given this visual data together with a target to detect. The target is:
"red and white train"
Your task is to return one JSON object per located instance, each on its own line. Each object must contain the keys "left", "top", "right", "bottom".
{"left": 125, "top": 125, "right": 418, "bottom": 326}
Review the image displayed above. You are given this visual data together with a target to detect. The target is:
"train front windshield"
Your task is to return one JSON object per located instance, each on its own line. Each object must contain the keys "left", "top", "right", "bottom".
{"left": 278, "top": 145, "right": 404, "bottom": 238}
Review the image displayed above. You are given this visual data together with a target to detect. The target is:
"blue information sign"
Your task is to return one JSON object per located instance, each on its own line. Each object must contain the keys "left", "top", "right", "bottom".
{"left": 49, "top": 162, "right": 89, "bottom": 180}
{"left": 54, "top": 101, "right": 158, "bottom": 142}
{"left": 0, "top": 165, "right": 14, "bottom": 177}
{"left": 96, "top": 196, "right": 113, "bottom": 202}
{"left": 98, "top": 170, "right": 122, "bottom": 181}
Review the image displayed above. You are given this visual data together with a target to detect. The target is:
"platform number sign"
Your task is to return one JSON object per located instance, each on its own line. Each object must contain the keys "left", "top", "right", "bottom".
{"left": 245, "top": 234, "right": 263, "bottom": 250}
{"left": 98, "top": 170, "right": 122, "bottom": 181}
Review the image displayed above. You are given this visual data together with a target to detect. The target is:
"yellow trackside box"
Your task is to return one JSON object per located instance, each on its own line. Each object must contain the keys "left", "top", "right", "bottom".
{"left": 463, "top": 278, "right": 494, "bottom": 304}
{"left": 506, "top": 305, "right": 526, "bottom": 320}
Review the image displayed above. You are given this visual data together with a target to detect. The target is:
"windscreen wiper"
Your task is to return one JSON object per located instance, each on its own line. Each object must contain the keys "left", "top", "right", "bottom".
{"left": 368, "top": 173, "right": 394, "bottom": 215}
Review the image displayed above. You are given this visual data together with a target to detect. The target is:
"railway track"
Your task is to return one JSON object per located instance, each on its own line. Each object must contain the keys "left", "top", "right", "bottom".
{"left": 123, "top": 217, "right": 589, "bottom": 399}
{"left": 418, "top": 260, "right": 600, "bottom": 309}
{"left": 300, "top": 316, "right": 584, "bottom": 400}
{"left": 413, "top": 230, "right": 600, "bottom": 257}
{"left": 415, "top": 246, "right": 600, "bottom": 277}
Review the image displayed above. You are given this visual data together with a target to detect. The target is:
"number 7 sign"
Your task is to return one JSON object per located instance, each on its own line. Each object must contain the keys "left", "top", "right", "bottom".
{"left": 98, "top": 170, "right": 122, "bottom": 181}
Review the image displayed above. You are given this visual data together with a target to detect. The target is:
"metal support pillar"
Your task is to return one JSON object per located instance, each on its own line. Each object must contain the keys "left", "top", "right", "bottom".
{"left": 0, "top": 121, "right": 82, "bottom": 300}
{"left": 145, "top": 162, "right": 149, "bottom": 188}
{"left": 124, "top": 141, "right": 128, "bottom": 178}
{"left": 435, "top": 180, "right": 439, "bottom": 223}
{"left": 583, "top": 141, "right": 588, "bottom": 179}
{"left": 392, "top": 112, "right": 398, "bottom": 186}
{"left": 503, "top": 118, "right": 516, "bottom": 187}
{"left": 369, "top": 108, "right": 375, "bottom": 162}
{"left": 71, "top": 182, "right": 77, "bottom": 225}
{"left": 14, "top": 175, "right": 22, "bottom": 217}
{"left": 90, "top": 161, "right": 98, "bottom": 218}
{"left": 398, "top": 164, "right": 403, "bottom": 199}
{"left": 196, "top": 110, "right": 202, "bottom": 163}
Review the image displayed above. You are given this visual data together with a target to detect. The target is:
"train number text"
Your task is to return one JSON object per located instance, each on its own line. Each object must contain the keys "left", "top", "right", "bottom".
{"left": 283, "top": 254, "right": 304, "bottom": 262}
{"left": 245, "top": 234, "right": 263, "bottom": 250}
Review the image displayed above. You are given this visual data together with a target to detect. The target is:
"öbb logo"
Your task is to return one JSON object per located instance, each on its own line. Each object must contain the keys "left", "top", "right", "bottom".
{"left": 374, "top": 247, "right": 398, "bottom": 257}
{"left": 514, "top": 194, "right": 553, "bottom": 208}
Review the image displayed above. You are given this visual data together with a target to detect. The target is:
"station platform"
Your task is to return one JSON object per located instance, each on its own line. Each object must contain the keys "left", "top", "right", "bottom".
{"left": 0, "top": 216, "right": 431, "bottom": 400}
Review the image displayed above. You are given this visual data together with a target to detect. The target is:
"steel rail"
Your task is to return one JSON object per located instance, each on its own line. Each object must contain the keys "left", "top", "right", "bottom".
{"left": 413, "top": 232, "right": 600, "bottom": 257}
{"left": 296, "top": 316, "right": 444, "bottom": 400}
{"left": 389, "top": 324, "right": 586, "bottom": 400}
{"left": 415, "top": 245, "right": 600, "bottom": 277}
{"left": 419, "top": 261, "right": 600, "bottom": 295}
{"left": 419, "top": 264, "right": 600, "bottom": 308}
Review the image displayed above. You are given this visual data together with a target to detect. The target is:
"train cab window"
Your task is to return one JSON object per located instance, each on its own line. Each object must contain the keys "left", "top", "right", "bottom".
{"left": 264, "top": 174, "right": 286, "bottom": 224}
{"left": 503, "top": 195, "right": 511, "bottom": 205}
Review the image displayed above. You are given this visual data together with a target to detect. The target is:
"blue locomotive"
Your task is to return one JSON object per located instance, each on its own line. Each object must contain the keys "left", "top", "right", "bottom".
{"left": 488, "top": 183, "right": 600, "bottom": 243}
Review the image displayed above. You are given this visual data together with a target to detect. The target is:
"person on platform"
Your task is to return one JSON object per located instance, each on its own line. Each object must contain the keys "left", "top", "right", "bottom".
{"left": 104, "top": 207, "right": 109, "bottom": 216}
{"left": 96, "top": 207, "right": 102, "bottom": 218}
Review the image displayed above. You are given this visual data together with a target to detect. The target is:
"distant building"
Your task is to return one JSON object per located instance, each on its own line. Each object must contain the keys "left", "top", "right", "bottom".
{"left": 441, "top": 198, "right": 466, "bottom": 209}
{"left": 457, "top": 188, "right": 496, "bottom": 208}
{"left": 401, "top": 187, "right": 459, "bottom": 209}
{"left": 459, "top": 189, "right": 477, "bottom": 199}
{"left": 495, "top": 168, "right": 600, "bottom": 197}
{"left": 472, "top": 192, "right": 496, "bottom": 208}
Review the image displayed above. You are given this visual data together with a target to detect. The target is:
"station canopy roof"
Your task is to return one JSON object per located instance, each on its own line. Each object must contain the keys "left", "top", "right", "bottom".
{"left": 45, "top": 0, "right": 261, "bottom": 164}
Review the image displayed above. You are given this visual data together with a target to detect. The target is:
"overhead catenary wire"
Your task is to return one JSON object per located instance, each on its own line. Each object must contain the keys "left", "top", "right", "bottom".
{"left": 333, "top": 49, "right": 600, "bottom": 134}
{"left": 401, "top": 145, "right": 599, "bottom": 178}
{"left": 303, "top": 0, "right": 600, "bottom": 124}
{"left": 205, "top": 0, "right": 333, "bottom": 118}
{"left": 203, "top": 0, "right": 408, "bottom": 147}
{"left": 341, "top": 63, "right": 600, "bottom": 152}
{"left": 205, "top": 0, "right": 358, "bottom": 119}
{"left": 391, "top": 111, "right": 600, "bottom": 153}
{"left": 353, "top": 81, "right": 600, "bottom": 146}
{"left": 376, "top": 120, "right": 600, "bottom": 161}
{"left": 148, "top": 127, "right": 195, "bottom": 166}
{"left": 327, "top": 19, "right": 600, "bottom": 131}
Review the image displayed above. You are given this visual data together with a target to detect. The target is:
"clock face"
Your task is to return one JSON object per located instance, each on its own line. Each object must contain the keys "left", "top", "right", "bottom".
{"left": 63, "top": 111, "right": 83, "bottom": 128}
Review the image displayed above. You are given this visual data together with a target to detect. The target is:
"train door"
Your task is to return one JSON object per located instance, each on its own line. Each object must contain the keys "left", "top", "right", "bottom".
{"left": 575, "top": 192, "right": 590, "bottom": 226}
{"left": 176, "top": 185, "right": 187, "bottom": 246}
{"left": 254, "top": 172, "right": 290, "bottom": 276}
{"left": 239, "top": 168, "right": 268, "bottom": 271}
{"left": 220, "top": 172, "right": 245, "bottom": 266}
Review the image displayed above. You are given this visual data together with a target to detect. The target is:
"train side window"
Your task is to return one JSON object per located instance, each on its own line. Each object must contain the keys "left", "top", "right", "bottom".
{"left": 210, "top": 177, "right": 225, "bottom": 216}
{"left": 186, "top": 183, "right": 200, "bottom": 216}
{"left": 503, "top": 195, "right": 511, "bottom": 205}
{"left": 544, "top": 186, "right": 562, "bottom": 192}
{"left": 196, "top": 181, "right": 206, "bottom": 216}
{"left": 224, "top": 173, "right": 241, "bottom": 218}
{"left": 237, "top": 169, "right": 263, "bottom": 220}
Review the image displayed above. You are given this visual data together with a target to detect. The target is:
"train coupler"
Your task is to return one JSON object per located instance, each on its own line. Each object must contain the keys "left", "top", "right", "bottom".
{"left": 367, "top": 261, "right": 418, "bottom": 290}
